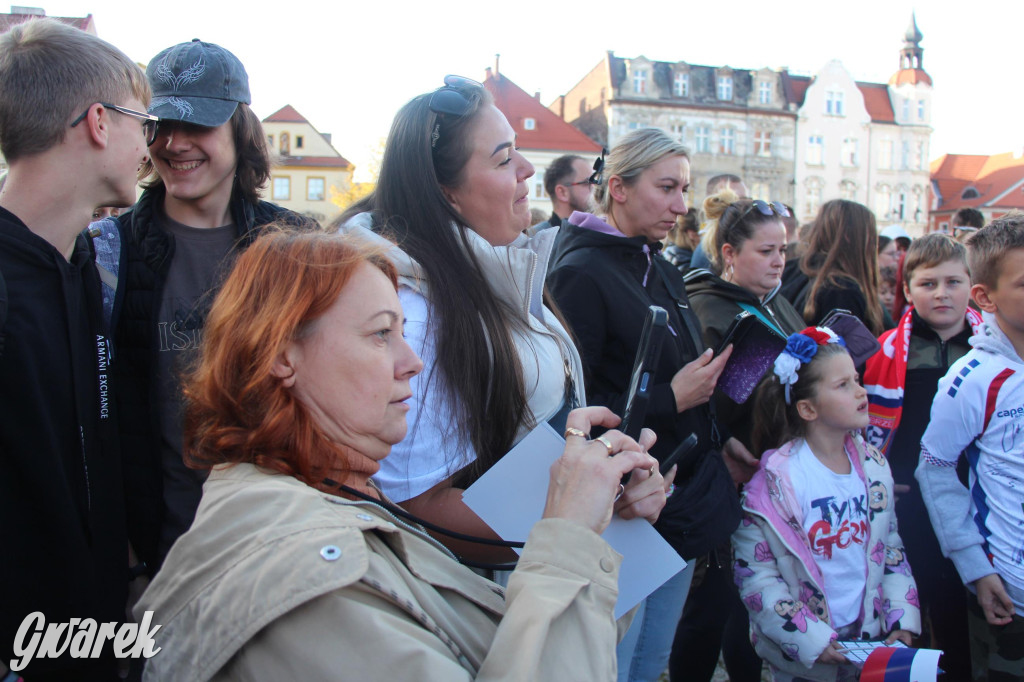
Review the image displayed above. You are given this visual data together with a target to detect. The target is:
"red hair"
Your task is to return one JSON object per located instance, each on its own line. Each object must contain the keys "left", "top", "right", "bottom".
{"left": 182, "top": 228, "right": 398, "bottom": 491}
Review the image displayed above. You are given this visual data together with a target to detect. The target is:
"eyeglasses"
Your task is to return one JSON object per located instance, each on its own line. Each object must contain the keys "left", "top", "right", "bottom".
{"left": 734, "top": 199, "right": 790, "bottom": 224}
{"left": 70, "top": 102, "right": 160, "bottom": 146}
{"left": 428, "top": 75, "right": 482, "bottom": 149}
{"left": 587, "top": 148, "right": 608, "bottom": 186}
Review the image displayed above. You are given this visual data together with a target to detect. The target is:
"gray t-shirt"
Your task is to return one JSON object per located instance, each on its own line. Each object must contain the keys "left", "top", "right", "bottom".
{"left": 155, "top": 213, "right": 236, "bottom": 558}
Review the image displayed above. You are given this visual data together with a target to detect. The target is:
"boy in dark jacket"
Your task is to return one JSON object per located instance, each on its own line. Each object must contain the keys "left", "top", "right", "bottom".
{"left": 0, "top": 18, "right": 154, "bottom": 679}
{"left": 114, "top": 39, "right": 314, "bottom": 567}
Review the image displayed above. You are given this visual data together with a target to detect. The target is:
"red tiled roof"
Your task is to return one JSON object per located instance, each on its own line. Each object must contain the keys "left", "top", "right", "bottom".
{"left": 930, "top": 152, "right": 1024, "bottom": 211}
{"left": 275, "top": 155, "right": 350, "bottom": 169}
{"left": 0, "top": 12, "right": 94, "bottom": 33}
{"left": 263, "top": 105, "right": 307, "bottom": 123}
{"left": 484, "top": 71, "right": 602, "bottom": 153}
{"left": 855, "top": 82, "right": 895, "bottom": 123}
{"left": 786, "top": 75, "right": 812, "bottom": 106}
{"left": 888, "top": 69, "right": 932, "bottom": 87}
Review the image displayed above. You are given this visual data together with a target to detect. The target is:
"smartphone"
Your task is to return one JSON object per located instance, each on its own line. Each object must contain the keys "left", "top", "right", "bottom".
{"left": 715, "top": 312, "right": 788, "bottom": 404}
{"left": 659, "top": 433, "right": 699, "bottom": 475}
{"left": 819, "top": 309, "right": 881, "bottom": 366}
{"left": 621, "top": 306, "right": 669, "bottom": 440}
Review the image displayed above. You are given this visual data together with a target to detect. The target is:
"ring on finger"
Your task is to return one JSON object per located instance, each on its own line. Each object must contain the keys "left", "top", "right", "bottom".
{"left": 564, "top": 427, "right": 588, "bottom": 439}
{"left": 649, "top": 465, "right": 656, "bottom": 476}
{"left": 595, "top": 435, "right": 614, "bottom": 456}
{"left": 614, "top": 483, "right": 625, "bottom": 501}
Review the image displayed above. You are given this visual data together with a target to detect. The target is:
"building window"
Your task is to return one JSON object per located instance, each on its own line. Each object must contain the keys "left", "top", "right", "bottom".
{"left": 807, "top": 135, "right": 824, "bottom": 165}
{"left": 633, "top": 69, "right": 647, "bottom": 94}
{"left": 806, "top": 184, "right": 823, "bottom": 218}
{"left": 272, "top": 176, "right": 290, "bottom": 201}
{"left": 670, "top": 123, "right": 685, "bottom": 142}
{"left": 916, "top": 141, "right": 927, "bottom": 169}
{"left": 840, "top": 180, "right": 857, "bottom": 200}
{"left": 875, "top": 186, "right": 892, "bottom": 219}
{"left": 695, "top": 126, "right": 710, "bottom": 153}
{"left": 628, "top": 121, "right": 639, "bottom": 130}
{"left": 717, "top": 76, "right": 733, "bottom": 100}
{"left": 917, "top": 100, "right": 925, "bottom": 121}
{"left": 523, "top": 117, "right": 536, "bottom": 130}
{"left": 296, "top": 136, "right": 304, "bottom": 149}
{"left": 307, "top": 177, "right": 325, "bottom": 201}
{"left": 901, "top": 141, "right": 911, "bottom": 169}
{"left": 753, "top": 130, "right": 772, "bottom": 157}
{"left": 534, "top": 176, "right": 546, "bottom": 199}
{"left": 280, "top": 132, "right": 290, "bottom": 156}
{"left": 720, "top": 128, "right": 735, "bottom": 155}
{"left": 825, "top": 90, "right": 844, "bottom": 115}
{"left": 879, "top": 140, "right": 894, "bottom": 169}
{"left": 902, "top": 98, "right": 910, "bottom": 121}
{"left": 267, "top": 134, "right": 274, "bottom": 147}
{"left": 896, "top": 192, "right": 907, "bottom": 220}
{"left": 758, "top": 81, "right": 772, "bottom": 105}
{"left": 841, "top": 138, "right": 859, "bottom": 167}
{"left": 674, "top": 72, "right": 689, "bottom": 97}
{"left": 749, "top": 182, "right": 770, "bottom": 200}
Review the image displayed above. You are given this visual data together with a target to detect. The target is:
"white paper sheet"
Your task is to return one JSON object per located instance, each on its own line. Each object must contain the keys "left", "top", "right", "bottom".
{"left": 462, "top": 423, "right": 686, "bottom": 618}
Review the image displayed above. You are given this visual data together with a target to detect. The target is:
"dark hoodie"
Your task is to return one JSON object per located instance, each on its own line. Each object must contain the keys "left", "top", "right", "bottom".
{"left": 548, "top": 212, "right": 739, "bottom": 558}
{"left": 684, "top": 269, "right": 805, "bottom": 450}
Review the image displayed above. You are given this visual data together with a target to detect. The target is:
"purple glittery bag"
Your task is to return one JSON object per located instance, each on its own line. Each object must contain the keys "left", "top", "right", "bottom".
{"left": 715, "top": 311, "right": 787, "bottom": 403}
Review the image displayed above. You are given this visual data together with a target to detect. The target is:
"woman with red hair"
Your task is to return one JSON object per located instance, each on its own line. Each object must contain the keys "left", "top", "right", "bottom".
{"left": 135, "top": 229, "right": 667, "bottom": 680}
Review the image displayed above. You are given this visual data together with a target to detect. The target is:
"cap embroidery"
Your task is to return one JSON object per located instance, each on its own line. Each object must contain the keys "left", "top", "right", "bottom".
{"left": 156, "top": 56, "right": 207, "bottom": 92}
{"left": 149, "top": 96, "right": 194, "bottom": 119}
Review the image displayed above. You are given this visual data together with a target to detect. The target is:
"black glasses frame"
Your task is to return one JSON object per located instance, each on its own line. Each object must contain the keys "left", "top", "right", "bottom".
{"left": 70, "top": 102, "right": 160, "bottom": 146}
{"left": 587, "top": 148, "right": 608, "bottom": 186}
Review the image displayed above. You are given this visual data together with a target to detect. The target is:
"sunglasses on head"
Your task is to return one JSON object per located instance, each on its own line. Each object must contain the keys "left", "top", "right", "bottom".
{"left": 735, "top": 199, "right": 790, "bottom": 224}
{"left": 586, "top": 148, "right": 608, "bottom": 186}
{"left": 428, "top": 75, "right": 482, "bottom": 149}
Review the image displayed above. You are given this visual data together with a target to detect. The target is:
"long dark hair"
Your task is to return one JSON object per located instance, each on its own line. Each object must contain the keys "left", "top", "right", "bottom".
{"left": 338, "top": 82, "right": 528, "bottom": 478}
{"left": 751, "top": 342, "right": 850, "bottom": 456}
{"left": 801, "top": 200, "right": 883, "bottom": 334}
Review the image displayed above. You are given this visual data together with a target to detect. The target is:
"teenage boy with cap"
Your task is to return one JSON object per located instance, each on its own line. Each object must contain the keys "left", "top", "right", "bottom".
{"left": 114, "top": 39, "right": 313, "bottom": 566}
{"left": 0, "top": 18, "right": 154, "bottom": 679}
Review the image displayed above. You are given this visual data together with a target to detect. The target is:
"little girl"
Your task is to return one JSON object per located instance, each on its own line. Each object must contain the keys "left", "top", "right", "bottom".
{"left": 733, "top": 327, "right": 920, "bottom": 681}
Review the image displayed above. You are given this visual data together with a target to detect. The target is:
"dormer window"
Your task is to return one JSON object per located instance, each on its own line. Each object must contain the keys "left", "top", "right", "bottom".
{"left": 758, "top": 81, "right": 772, "bottom": 105}
{"left": 674, "top": 72, "right": 689, "bottom": 97}
{"left": 717, "top": 76, "right": 733, "bottom": 101}
{"left": 633, "top": 69, "right": 647, "bottom": 94}
{"left": 523, "top": 117, "right": 536, "bottom": 131}
{"left": 296, "top": 136, "right": 304, "bottom": 149}
{"left": 961, "top": 187, "right": 980, "bottom": 200}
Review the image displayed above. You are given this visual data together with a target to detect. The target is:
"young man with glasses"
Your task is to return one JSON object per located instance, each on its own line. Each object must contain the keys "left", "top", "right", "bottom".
{"left": 113, "top": 39, "right": 313, "bottom": 569}
{"left": 0, "top": 18, "right": 155, "bottom": 679}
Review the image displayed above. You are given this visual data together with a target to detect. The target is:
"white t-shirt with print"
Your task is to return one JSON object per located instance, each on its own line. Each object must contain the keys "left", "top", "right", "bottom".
{"left": 790, "top": 439, "right": 870, "bottom": 629}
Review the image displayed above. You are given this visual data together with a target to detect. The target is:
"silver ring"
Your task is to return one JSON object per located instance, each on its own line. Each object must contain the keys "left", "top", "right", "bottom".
{"left": 614, "top": 483, "right": 625, "bottom": 501}
{"left": 595, "top": 435, "right": 614, "bottom": 456}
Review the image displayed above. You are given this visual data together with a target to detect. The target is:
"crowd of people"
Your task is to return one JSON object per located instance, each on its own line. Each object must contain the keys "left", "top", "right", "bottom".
{"left": 1, "top": 18, "right": 1022, "bottom": 682}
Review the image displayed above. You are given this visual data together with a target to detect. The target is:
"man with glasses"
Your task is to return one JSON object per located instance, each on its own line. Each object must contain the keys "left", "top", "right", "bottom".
{"left": 532, "top": 154, "right": 596, "bottom": 233}
{"left": 113, "top": 39, "right": 313, "bottom": 569}
{"left": 0, "top": 18, "right": 155, "bottom": 679}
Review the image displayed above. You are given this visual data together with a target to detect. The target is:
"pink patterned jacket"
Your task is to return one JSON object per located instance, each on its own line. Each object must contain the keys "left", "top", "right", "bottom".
{"left": 732, "top": 433, "right": 921, "bottom": 679}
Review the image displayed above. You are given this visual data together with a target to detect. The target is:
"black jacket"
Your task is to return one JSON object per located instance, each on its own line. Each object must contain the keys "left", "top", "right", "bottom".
{"left": 0, "top": 208, "right": 125, "bottom": 678}
{"left": 113, "top": 186, "right": 313, "bottom": 569}
{"left": 548, "top": 221, "right": 739, "bottom": 557}
{"left": 684, "top": 269, "right": 805, "bottom": 450}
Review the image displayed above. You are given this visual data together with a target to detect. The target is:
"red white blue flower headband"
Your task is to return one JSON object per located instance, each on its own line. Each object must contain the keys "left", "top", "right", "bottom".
{"left": 773, "top": 326, "right": 846, "bottom": 404}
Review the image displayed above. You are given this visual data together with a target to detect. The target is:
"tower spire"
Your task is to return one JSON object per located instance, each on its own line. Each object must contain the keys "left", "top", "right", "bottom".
{"left": 900, "top": 12, "right": 924, "bottom": 70}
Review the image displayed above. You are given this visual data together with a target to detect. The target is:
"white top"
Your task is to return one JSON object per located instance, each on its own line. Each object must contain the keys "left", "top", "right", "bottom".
{"left": 375, "top": 286, "right": 577, "bottom": 501}
{"left": 789, "top": 439, "right": 869, "bottom": 629}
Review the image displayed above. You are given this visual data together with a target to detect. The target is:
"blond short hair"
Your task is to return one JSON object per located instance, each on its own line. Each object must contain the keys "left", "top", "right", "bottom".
{"left": 594, "top": 128, "right": 688, "bottom": 215}
{"left": 0, "top": 18, "right": 150, "bottom": 161}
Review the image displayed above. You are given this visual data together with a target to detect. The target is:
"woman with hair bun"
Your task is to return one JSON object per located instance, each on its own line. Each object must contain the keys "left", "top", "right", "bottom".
{"left": 547, "top": 127, "right": 742, "bottom": 682}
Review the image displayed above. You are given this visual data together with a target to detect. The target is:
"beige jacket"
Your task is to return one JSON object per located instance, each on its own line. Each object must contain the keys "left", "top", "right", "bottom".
{"left": 136, "top": 464, "right": 623, "bottom": 681}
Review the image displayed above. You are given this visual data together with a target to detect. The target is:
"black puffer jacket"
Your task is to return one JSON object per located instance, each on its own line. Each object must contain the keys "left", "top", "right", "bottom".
{"left": 684, "top": 269, "right": 805, "bottom": 450}
{"left": 548, "top": 217, "right": 739, "bottom": 558}
{"left": 113, "top": 186, "right": 314, "bottom": 570}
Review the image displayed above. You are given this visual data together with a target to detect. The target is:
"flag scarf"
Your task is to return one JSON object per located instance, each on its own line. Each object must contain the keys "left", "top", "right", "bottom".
{"left": 863, "top": 306, "right": 984, "bottom": 455}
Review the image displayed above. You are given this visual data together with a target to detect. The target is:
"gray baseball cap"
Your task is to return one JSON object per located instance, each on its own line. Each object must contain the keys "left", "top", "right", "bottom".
{"left": 146, "top": 39, "right": 250, "bottom": 127}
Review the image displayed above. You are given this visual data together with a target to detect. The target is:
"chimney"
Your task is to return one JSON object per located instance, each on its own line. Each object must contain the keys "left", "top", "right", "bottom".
{"left": 494, "top": 54, "right": 500, "bottom": 78}
{"left": 485, "top": 66, "right": 492, "bottom": 80}
{"left": 534, "top": 91, "right": 541, "bottom": 101}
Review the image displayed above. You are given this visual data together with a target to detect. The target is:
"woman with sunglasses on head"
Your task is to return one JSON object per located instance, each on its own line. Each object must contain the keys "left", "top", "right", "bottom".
{"left": 672, "top": 190, "right": 805, "bottom": 682}
{"left": 546, "top": 128, "right": 743, "bottom": 682}
{"left": 336, "top": 76, "right": 601, "bottom": 565}
{"left": 794, "top": 199, "right": 891, "bottom": 335}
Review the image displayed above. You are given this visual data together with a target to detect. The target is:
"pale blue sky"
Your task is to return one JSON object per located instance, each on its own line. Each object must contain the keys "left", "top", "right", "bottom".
{"left": 40, "top": 0, "right": 1023, "bottom": 180}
